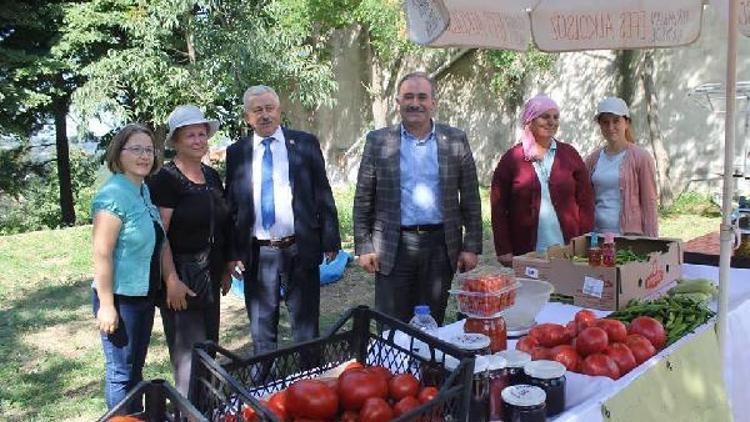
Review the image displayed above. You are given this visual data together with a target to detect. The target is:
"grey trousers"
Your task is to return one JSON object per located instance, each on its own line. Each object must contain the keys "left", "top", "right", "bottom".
{"left": 160, "top": 290, "right": 220, "bottom": 396}
{"left": 244, "top": 243, "right": 320, "bottom": 355}
{"left": 375, "top": 229, "right": 453, "bottom": 325}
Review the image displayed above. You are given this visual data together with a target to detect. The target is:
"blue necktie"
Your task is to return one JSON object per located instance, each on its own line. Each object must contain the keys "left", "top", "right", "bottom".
{"left": 260, "top": 137, "right": 275, "bottom": 230}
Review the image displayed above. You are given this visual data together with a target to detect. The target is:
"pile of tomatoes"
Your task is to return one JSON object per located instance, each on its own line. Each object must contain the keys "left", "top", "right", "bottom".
{"left": 454, "top": 274, "right": 518, "bottom": 317}
{"left": 230, "top": 363, "right": 440, "bottom": 422}
{"left": 515, "top": 310, "right": 666, "bottom": 380}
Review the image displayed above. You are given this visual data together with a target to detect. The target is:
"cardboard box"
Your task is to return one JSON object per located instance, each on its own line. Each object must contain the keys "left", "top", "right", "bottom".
{"left": 512, "top": 235, "right": 683, "bottom": 311}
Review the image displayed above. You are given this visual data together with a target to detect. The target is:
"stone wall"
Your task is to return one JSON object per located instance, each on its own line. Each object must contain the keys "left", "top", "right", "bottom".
{"left": 282, "top": 8, "right": 750, "bottom": 196}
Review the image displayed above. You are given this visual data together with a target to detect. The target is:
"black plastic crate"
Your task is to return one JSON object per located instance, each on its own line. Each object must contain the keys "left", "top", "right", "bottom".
{"left": 98, "top": 379, "right": 207, "bottom": 422}
{"left": 189, "top": 306, "right": 475, "bottom": 421}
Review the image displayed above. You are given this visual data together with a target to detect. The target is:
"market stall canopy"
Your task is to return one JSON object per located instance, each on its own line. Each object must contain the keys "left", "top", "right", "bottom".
{"left": 405, "top": 0, "right": 743, "bottom": 52}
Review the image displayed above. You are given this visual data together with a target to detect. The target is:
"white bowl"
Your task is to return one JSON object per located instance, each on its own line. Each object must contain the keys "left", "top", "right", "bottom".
{"left": 500, "top": 278, "right": 554, "bottom": 331}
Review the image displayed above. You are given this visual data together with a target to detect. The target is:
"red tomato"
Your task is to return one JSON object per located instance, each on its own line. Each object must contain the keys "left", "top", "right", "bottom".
{"left": 626, "top": 334, "right": 657, "bottom": 364}
{"left": 345, "top": 362, "right": 365, "bottom": 372}
{"left": 318, "top": 377, "right": 339, "bottom": 391}
{"left": 530, "top": 346, "right": 551, "bottom": 360}
{"left": 628, "top": 316, "right": 666, "bottom": 350}
{"left": 582, "top": 353, "right": 621, "bottom": 379}
{"left": 286, "top": 379, "right": 339, "bottom": 420}
{"left": 267, "top": 391, "right": 290, "bottom": 421}
{"left": 293, "top": 419, "right": 323, "bottom": 422}
{"left": 108, "top": 417, "right": 145, "bottom": 422}
{"left": 603, "top": 343, "right": 637, "bottom": 375}
{"left": 529, "top": 323, "right": 568, "bottom": 348}
{"left": 393, "top": 396, "right": 421, "bottom": 417}
{"left": 595, "top": 319, "right": 628, "bottom": 343}
{"left": 550, "top": 344, "right": 581, "bottom": 371}
{"left": 339, "top": 369, "right": 389, "bottom": 411}
{"left": 389, "top": 373, "right": 420, "bottom": 400}
{"left": 340, "top": 410, "right": 359, "bottom": 422}
{"left": 418, "top": 386, "right": 439, "bottom": 403}
{"left": 365, "top": 366, "right": 393, "bottom": 382}
{"left": 563, "top": 321, "right": 578, "bottom": 343}
{"left": 515, "top": 335, "right": 539, "bottom": 354}
{"left": 575, "top": 309, "right": 597, "bottom": 332}
{"left": 242, "top": 405, "right": 259, "bottom": 422}
{"left": 222, "top": 415, "right": 237, "bottom": 422}
{"left": 576, "top": 327, "right": 609, "bottom": 357}
{"left": 359, "top": 397, "right": 394, "bottom": 422}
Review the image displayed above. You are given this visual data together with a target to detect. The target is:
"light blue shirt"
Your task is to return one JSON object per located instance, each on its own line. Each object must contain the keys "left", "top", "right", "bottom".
{"left": 400, "top": 123, "right": 443, "bottom": 225}
{"left": 533, "top": 140, "right": 565, "bottom": 253}
{"left": 592, "top": 149, "right": 627, "bottom": 234}
{"left": 91, "top": 173, "right": 163, "bottom": 296}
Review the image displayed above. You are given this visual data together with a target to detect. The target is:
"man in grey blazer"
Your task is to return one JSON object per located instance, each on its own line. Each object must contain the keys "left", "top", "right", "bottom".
{"left": 353, "top": 72, "right": 482, "bottom": 325}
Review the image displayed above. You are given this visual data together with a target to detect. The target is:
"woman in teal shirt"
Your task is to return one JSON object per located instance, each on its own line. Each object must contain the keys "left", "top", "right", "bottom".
{"left": 91, "top": 124, "right": 164, "bottom": 411}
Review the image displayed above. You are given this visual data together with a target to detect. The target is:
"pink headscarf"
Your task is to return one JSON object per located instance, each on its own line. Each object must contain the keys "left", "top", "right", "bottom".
{"left": 520, "top": 94, "right": 559, "bottom": 161}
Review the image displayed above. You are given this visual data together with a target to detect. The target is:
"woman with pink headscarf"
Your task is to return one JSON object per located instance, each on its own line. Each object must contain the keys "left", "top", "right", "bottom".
{"left": 491, "top": 94, "right": 594, "bottom": 266}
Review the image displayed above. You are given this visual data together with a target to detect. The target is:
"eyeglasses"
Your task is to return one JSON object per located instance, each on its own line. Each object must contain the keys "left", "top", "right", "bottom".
{"left": 122, "top": 146, "right": 156, "bottom": 157}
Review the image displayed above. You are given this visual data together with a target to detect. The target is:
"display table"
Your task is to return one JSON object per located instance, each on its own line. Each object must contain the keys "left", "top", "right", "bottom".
{"left": 436, "top": 264, "right": 750, "bottom": 421}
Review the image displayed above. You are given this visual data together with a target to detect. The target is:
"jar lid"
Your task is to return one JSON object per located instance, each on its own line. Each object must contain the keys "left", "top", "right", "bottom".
{"left": 524, "top": 359, "right": 567, "bottom": 379}
{"left": 473, "top": 355, "right": 490, "bottom": 374}
{"left": 447, "top": 333, "right": 491, "bottom": 352}
{"left": 496, "top": 350, "right": 532, "bottom": 368}
{"left": 487, "top": 354, "right": 507, "bottom": 371}
{"left": 501, "top": 384, "right": 547, "bottom": 407}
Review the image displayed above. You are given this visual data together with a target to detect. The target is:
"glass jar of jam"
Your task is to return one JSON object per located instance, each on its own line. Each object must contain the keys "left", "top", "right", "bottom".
{"left": 464, "top": 316, "right": 508, "bottom": 353}
{"left": 487, "top": 354, "right": 508, "bottom": 421}
{"left": 447, "top": 333, "right": 492, "bottom": 356}
{"left": 469, "top": 355, "right": 490, "bottom": 422}
{"left": 501, "top": 385, "right": 547, "bottom": 422}
{"left": 524, "top": 359, "right": 567, "bottom": 416}
{"left": 496, "top": 350, "right": 532, "bottom": 386}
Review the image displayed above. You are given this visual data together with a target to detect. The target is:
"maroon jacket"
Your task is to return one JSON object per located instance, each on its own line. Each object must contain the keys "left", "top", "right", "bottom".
{"left": 491, "top": 141, "right": 594, "bottom": 257}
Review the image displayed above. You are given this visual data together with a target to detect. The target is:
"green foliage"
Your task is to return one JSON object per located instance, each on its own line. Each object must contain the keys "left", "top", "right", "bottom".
{"left": 660, "top": 192, "right": 721, "bottom": 217}
{"left": 0, "top": 150, "right": 99, "bottom": 234}
{"left": 484, "top": 48, "right": 557, "bottom": 111}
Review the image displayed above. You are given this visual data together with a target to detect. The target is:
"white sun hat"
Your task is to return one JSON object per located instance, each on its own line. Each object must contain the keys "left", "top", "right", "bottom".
{"left": 165, "top": 105, "right": 219, "bottom": 147}
{"left": 595, "top": 96, "right": 630, "bottom": 119}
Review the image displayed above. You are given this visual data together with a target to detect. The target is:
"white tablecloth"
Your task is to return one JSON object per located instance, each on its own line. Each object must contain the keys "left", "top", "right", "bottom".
{"left": 437, "top": 264, "right": 750, "bottom": 422}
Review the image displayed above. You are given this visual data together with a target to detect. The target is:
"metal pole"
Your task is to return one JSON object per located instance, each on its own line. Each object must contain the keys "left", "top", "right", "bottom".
{"left": 719, "top": 0, "right": 739, "bottom": 361}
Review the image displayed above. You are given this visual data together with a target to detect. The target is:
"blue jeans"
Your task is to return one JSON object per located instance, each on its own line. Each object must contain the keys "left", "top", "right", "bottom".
{"left": 92, "top": 290, "right": 155, "bottom": 411}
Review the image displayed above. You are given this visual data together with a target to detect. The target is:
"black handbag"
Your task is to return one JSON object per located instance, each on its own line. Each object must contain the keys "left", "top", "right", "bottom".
{"left": 168, "top": 164, "right": 217, "bottom": 309}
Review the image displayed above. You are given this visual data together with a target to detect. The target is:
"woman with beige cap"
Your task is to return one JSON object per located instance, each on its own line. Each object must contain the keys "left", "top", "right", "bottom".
{"left": 585, "top": 97, "right": 658, "bottom": 237}
{"left": 146, "top": 105, "right": 234, "bottom": 395}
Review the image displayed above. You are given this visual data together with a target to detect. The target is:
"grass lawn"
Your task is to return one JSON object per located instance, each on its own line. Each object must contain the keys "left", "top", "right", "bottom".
{"left": 0, "top": 187, "right": 721, "bottom": 421}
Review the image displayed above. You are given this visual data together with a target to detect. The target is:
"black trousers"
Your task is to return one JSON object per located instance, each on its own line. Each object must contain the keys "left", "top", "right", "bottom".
{"left": 244, "top": 242, "right": 320, "bottom": 355}
{"left": 375, "top": 229, "right": 453, "bottom": 325}
{"left": 160, "top": 282, "right": 220, "bottom": 396}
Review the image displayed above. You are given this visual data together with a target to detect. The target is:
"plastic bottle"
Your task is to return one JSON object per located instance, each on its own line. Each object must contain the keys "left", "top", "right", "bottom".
{"left": 409, "top": 305, "right": 439, "bottom": 334}
{"left": 409, "top": 305, "right": 441, "bottom": 385}
{"left": 588, "top": 232, "right": 602, "bottom": 266}
{"left": 602, "top": 232, "right": 616, "bottom": 267}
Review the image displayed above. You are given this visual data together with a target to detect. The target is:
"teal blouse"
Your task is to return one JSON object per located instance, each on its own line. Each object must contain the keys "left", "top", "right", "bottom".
{"left": 91, "top": 173, "right": 164, "bottom": 296}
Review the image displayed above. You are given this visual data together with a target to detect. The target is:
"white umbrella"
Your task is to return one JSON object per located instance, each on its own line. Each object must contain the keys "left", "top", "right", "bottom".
{"left": 405, "top": 0, "right": 741, "bottom": 365}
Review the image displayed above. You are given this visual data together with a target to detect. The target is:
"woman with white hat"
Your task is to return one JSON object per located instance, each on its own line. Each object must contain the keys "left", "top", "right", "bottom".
{"left": 585, "top": 97, "right": 658, "bottom": 237}
{"left": 146, "top": 105, "right": 234, "bottom": 395}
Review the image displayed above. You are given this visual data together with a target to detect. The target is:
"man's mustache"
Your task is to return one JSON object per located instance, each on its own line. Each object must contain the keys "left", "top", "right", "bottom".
{"left": 405, "top": 106, "right": 425, "bottom": 112}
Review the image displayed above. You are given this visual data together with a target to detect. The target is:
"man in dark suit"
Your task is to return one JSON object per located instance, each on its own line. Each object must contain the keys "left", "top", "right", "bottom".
{"left": 353, "top": 72, "right": 482, "bottom": 325}
{"left": 226, "top": 85, "right": 340, "bottom": 354}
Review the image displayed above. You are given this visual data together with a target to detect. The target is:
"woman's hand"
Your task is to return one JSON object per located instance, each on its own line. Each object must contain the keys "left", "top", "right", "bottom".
{"left": 96, "top": 304, "right": 119, "bottom": 334}
{"left": 165, "top": 274, "right": 196, "bottom": 311}
{"left": 497, "top": 253, "right": 514, "bottom": 267}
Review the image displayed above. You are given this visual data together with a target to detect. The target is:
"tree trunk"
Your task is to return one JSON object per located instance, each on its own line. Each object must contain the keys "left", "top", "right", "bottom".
{"left": 53, "top": 98, "right": 75, "bottom": 226}
{"left": 640, "top": 50, "right": 674, "bottom": 208}
{"left": 615, "top": 49, "right": 639, "bottom": 105}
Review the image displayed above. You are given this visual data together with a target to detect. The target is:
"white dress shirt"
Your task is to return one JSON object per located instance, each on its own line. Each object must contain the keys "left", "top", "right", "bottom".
{"left": 252, "top": 126, "right": 295, "bottom": 240}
